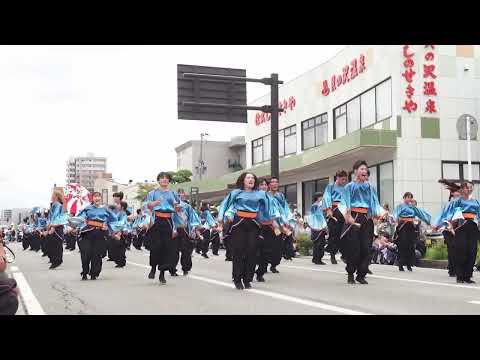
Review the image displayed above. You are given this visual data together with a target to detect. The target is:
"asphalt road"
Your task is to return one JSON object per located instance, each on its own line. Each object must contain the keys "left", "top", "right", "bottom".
{"left": 5, "top": 241, "right": 480, "bottom": 315}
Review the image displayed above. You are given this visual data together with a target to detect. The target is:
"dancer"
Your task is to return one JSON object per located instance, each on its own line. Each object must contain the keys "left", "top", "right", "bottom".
{"left": 37, "top": 211, "right": 48, "bottom": 255}
{"left": 323, "top": 170, "right": 348, "bottom": 264}
{"left": 310, "top": 192, "right": 328, "bottom": 265}
{"left": 46, "top": 191, "right": 69, "bottom": 269}
{"left": 109, "top": 201, "right": 130, "bottom": 268}
{"left": 218, "top": 172, "right": 279, "bottom": 290}
{"left": 342, "top": 160, "right": 385, "bottom": 285}
{"left": 255, "top": 178, "right": 281, "bottom": 282}
{"left": 77, "top": 192, "right": 117, "bottom": 280}
{"left": 268, "top": 177, "right": 293, "bottom": 271}
{"left": 437, "top": 181, "right": 479, "bottom": 284}
{"left": 198, "top": 202, "right": 218, "bottom": 259}
{"left": 145, "top": 172, "right": 182, "bottom": 284}
{"left": 392, "top": 192, "right": 431, "bottom": 272}
{"left": 436, "top": 180, "right": 462, "bottom": 277}
{"left": 172, "top": 189, "right": 201, "bottom": 276}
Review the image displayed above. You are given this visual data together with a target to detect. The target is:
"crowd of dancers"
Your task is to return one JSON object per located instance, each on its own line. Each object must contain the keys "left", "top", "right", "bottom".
{"left": 15, "top": 159, "right": 480, "bottom": 289}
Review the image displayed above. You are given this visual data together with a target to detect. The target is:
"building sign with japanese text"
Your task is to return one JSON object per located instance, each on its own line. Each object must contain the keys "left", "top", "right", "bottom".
{"left": 321, "top": 54, "right": 366, "bottom": 96}
{"left": 423, "top": 45, "right": 437, "bottom": 114}
{"left": 255, "top": 96, "right": 297, "bottom": 126}
{"left": 402, "top": 45, "right": 418, "bottom": 113}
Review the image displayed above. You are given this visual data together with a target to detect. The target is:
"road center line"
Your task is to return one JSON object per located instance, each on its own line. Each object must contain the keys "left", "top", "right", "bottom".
{"left": 282, "top": 264, "right": 480, "bottom": 291}
{"left": 126, "top": 261, "right": 371, "bottom": 315}
{"left": 12, "top": 272, "right": 46, "bottom": 315}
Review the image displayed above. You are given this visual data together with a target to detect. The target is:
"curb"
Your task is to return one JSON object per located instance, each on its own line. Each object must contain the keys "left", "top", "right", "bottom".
{"left": 417, "top": 259, "right": 448, "bottom": 270}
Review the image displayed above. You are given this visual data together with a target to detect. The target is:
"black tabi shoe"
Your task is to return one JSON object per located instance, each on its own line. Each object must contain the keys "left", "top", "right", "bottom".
{"left": 81, "top": 274, "right": 88, "bottom": 281}
{"left": 356, "top": 276, "right": 368, "bottom": 284}
{"left": 449, "top": 273, "right": 456, "bottom": 277}
{"left": 456, "top": 278, "right": 464, "bottom": 283}
{"left": 331, "top": 255, "right": 338, "bottom": 265}
{"left": 399, "top": 266, "right": 405, "bottom": 272}
{"left": 319, "top": 261, "right": 326, "bottom": 265}
{"left": 243, "top": 282, "right": 252, "bottom": 289}
{"left": 183, "top": 270, "right": 189, "bottom": 276}
{"left": 213, "top": 253, "right": 219, "bottom": 256}
{"left": 148, "top": 269, "right": 156, "bottom": 279}
{"left": 256, "top": 275, "right": 265, "bottom": 282}
{"left": 159, "top": 272, "right": 167, "bottom": 284}
{"left": 406, "top": 266, "right": 413, "bottom": 272}
{"left": 270, "top": 267, "right": 279, "bottom": 273}
{"left": 347, "top": 274, "right": 356, "bottom": 284}
{"left": 115, "top": 264, "right": 125, "bottom": 268}
{"left": 367, "top": 269, "right": 373, "bottom": 275}
{"left": 234, "top": 281, "right": 244, "bottom": 290}
{"left": 42, "top": 253, "right": 47, "bottom": 257}
{"left": 195, "top": 250, "right": 201, "bottom": 254}
{"left": 90, "top": 276, "right": 97, "bottom": 280}
{"left": 171, "top": 272, "right": 179, "bottom": 277}
{"left": 465, "top": 278, "right": 476, "bottom": 284}
{"left": 225, "top": 257, "right": 232, "bottom": 261}
{"left": 201, "top": 253, "right": 209, "bottom": 259}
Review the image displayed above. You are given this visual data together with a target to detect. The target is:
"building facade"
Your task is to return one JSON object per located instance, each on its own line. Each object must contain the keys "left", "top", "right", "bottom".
{"left": 65, "top": 153, "right": 108, "bottom": 192}
{"left": 93, "top": 178, "right": 143, "bottom": 211}
{"left": 175, "top": 137, "right": 246, "bottom": 180}
{"left": 171, "top": 45, "right": 480, "bottom": 217}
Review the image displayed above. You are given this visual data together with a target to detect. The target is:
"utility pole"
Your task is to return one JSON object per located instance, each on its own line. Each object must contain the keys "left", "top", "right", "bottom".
{"left": 198, "top": 132, "right": 209, "bottom": 180}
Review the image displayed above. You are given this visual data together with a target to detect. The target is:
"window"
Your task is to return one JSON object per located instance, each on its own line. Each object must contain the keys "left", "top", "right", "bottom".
{"left": 279, "top": 183, "right": 297, "bottom": 210}
{"left": 302, "top": 178, "right": 329, "bottom": 215}
{"left": 333, "top": 78, "right": 392, "bottom": 139}
{"left": 442, "top": 161, "right": 480, "bottom": 182}
{"left": 252, "top": 126, "right": 296, "bottom": 165}
{"left": 360, "top": 88, "right": 376, "bottom": 127}
{"left": 302, "top": 113, "right": 328, "bottom": 150}
{"left": 442, "top": 161, "right": 480, "bottom": 199}
{"left": 252, "top": 138, "right": 264, "bottom": 165}
{"left": 376, "top": 79, "right": 392, "bottom": 121}
{"left": 112, "top": 185, "right": 118, "bottom": 193}
{"left": 334, "top": 105, "right": 347, "bottom": 139}
{"left": 366, "top": 161, "right": 394, "bottom": 208}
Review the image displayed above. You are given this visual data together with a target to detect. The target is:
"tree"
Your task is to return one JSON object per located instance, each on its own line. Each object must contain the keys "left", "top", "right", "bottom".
{"left": 135, "top": 183, "right": 156, "bottom": 203}
{"left": 168, "top": 169, "right": 192, "bottom": 184}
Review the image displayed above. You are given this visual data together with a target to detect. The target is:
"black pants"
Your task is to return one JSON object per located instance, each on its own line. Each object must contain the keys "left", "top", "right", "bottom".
{"left": 41, "top": 235, "right": 48, "bottom": 255}
{"left": 149, "top": 218, "right": 175, "bottom": 272}
{"left": 106, "top": 236, "right": 114, "bottom": 260}
{"left": 231, "top": 217, "right": 260, "bottom": 284}
{"left": 256, "top": 225, "right": 271, "bottom": 277}
{"left": 31, "top": 233, "right": 40, "bottom": 251}
{"left": 455, "top": 221, "right": 479, "bottom": 281}
{"left": 47, "top": 226, "right": 64, "bottom": 266}
{"left": 174, "top": 228, "right": 194, "bottom": 272}
{"left": 200, "top": 229, "right": 211, "bottom": 255}
{"left": 283, "top": 234, "right": 295, "bottom": 259}
{"left": 110, "top": 235, "right": 127, "bottom": 267}
{"left": 344, "top": 212, "right": 370, "bottom": 278}
{"left": 79, "top": 228, "right": 107, "bottom": 277}
{"left": 397, "top": 221, "right": 416, "bottom": 267}
{"left": 443, "top": 230, "right": 455, "bottom": 275}
{"left": 224, "top": 236, "right": 232, "bottom": 260}
{"left": 211, "top": 231, "right": 220, "bottom": 255}
{"left": 133, "top": 230, "right": 145, "bottom": 250}
{"left": 312, "top": 230, "right": 326, "bottom": 264}
{"left": 327, "top": 207, "right": 345, "bottom": 256}
{"left": 22, "top": 234, "right": 30, "bottom": 250}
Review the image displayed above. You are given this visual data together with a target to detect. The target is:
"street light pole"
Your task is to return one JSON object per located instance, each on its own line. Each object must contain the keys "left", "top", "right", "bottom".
{"left": 466, "top": 116, "right": 473, "bottom": 181}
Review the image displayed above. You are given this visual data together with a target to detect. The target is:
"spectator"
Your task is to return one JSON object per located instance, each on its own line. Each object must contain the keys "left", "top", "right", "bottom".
{"left": 0, "top": 236, "right": 19, "bottom": 315}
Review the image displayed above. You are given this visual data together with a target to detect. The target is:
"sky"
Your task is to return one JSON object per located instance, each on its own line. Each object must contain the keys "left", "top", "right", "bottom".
{"left": 0, "top": 45, "right": 345, "bottom": 209}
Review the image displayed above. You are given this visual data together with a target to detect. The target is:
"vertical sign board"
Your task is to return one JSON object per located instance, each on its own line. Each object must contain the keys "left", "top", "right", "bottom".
{"left": 177, "top": 64, "right": 248, "bottom": 123}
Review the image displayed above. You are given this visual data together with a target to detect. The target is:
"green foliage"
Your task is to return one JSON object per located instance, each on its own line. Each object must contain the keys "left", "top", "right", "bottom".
{"left": 168, "top": 169, "right": 192, "bottom": 184}
{"left": 425, "top": 243, "right": 448, "bottom": 261}
{"left": 296, "top": 232, "right": 313, "bottom": 256}
{"left": 135, "top": 183, "right": 156, "bottom": 203}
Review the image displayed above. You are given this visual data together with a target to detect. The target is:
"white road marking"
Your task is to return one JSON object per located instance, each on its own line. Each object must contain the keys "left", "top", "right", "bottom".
{"left": 468, "top": 301, "right": 480, "bottom": 305}
{"left": 126, "top": 261, "right": 371, "bottom": 315}
{"left": 10, "top": 266, "right": 19, "bottom": 272}
{"left": 12, "top": 272, "right": 46, "bottom": 315}
{"left": 282, "top": 264, "right": 480, "bottom": 291}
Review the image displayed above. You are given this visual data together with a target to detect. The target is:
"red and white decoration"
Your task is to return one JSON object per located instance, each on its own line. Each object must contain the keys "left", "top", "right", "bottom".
{"left": 63, "top": 183, "right": 92, "bottom": 216}
{"left": 255, "top": 96, "right": 297, "bottom": 126}
{"left": 402, "top": 45, "right": 418, "bottom": 113}
{"left": 321, "top": 53, "right": 366, "bottom": 96}
{"left": 423, "top": 45, "right": 437, "bottom": 114}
